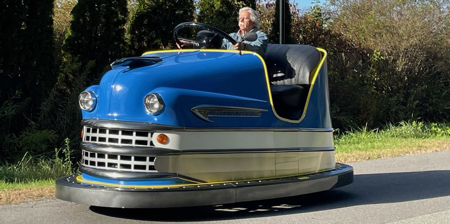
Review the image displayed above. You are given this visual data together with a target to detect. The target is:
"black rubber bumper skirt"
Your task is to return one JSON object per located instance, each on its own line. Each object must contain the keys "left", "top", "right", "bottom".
{"left": 56, "top": 163, "right": 353, "bottom": 208}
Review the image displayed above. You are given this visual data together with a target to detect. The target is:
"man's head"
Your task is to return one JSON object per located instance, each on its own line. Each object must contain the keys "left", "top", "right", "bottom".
{"left": 238, "top": 7, "right": 260, "bottom": 34}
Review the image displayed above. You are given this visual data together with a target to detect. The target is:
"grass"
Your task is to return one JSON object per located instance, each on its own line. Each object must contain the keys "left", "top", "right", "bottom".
{"left": 335, "top": 121, "right": 450, "bottom": 162}
{"left": 0, "top": 138, "right": 73, "bottom": 205}
{"left": 0, "top": 122, "right": 450, "bottom": 205}
{"left": 0, "top": 180, "right": 55, "bottom": 204}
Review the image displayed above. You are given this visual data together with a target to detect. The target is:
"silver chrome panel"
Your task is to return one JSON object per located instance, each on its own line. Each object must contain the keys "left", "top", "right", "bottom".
{"left": 81, "top": 142, "right": 333, "bottom": 155}
{"left": 177, "top": 147, "right": 335, "bottom": 153}
{"left": 81, "top": 119, "right": 333, "bottom": 132}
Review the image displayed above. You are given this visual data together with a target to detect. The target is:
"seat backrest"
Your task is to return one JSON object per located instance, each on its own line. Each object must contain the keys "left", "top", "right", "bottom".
{"left": 263, "top": 44, "right": 321, "bottom": 85}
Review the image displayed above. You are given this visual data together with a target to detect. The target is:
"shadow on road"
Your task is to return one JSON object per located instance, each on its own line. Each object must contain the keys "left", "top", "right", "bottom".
{"left": 90, "top": 170, "right": 450, "bottom": 221}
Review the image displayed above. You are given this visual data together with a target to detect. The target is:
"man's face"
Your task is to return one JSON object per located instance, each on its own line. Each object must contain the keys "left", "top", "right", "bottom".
{"left": 238, "top": 10, "right": 255, "bottom": 33}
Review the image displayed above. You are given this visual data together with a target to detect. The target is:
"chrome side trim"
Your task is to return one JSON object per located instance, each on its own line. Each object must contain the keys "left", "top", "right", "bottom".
{"left": 191, "top": 105, "right": 268, "bottom": 122}
{"left": 81, "top": 119, "right": 181, "bottom": 131}
{"left": 179, "top": 146, "right": 335, "bottom": 153}
{"left": 81, "top": 142, "right": 334, "bottom": 155}
{"left": 80, "top": 143, "right": 174, "bottom": 156}
{"left": 180, "top": 128, "right": 333, "bottom": 132}
{"left": 81, "top": 119, "right": 333, "bottom": 132}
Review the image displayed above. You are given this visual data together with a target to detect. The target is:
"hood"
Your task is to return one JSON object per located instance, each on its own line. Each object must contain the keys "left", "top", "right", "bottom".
{"left": 88, "top": 50, "right": 269, "bottom": 124}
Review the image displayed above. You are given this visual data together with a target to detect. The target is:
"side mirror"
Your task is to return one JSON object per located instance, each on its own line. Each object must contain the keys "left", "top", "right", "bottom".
{"left": 243, "top": 32, "right": 257, "bottom": 42}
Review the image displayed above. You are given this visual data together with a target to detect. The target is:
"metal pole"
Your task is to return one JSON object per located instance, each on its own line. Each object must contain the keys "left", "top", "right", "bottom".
{"left": 279, "top": 0, "right": 282, "bottom": 44}
{"left": 279, "top": 0, "right": 284, "bottom": 44}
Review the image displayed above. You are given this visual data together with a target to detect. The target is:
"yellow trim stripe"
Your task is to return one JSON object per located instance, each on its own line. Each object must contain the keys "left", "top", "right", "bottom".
{"left": 75, "top": 168, "right": 334, "bottom": 189}
{"left": 142, "top": 49, "right": 255, "bottom": 55}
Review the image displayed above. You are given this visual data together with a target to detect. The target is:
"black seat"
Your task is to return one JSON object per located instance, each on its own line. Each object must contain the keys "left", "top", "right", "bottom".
{"left": 264, "top": 44, "right": 321, "bottom": 120}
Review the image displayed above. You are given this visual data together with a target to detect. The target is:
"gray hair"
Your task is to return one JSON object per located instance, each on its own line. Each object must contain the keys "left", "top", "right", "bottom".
{"left": 239, "top": 7, "right": 260, "bottom": 28}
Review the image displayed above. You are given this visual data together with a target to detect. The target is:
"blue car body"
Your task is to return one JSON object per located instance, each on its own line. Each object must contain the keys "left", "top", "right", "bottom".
{"left": 83, "top": 50, "right": 330, "bottom": 128}
{"left": 55, "top": 46, "right": 353, "bottom": 208}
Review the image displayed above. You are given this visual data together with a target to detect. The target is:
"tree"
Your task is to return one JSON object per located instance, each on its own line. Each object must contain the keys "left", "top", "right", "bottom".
{"left": 23, "top": 0, "right": 56, "bottom": 104}
{"left": 128, "top": 0, "right": 195, "bottom": 54}
{"left": 240, "top": 0, "right": 256, "bottom": 8}
{"left": 54, "top": 0, "right": 77, "bottom": 67}
{"left": 269, "top": 0, "right": 293, "bottom": 44}
{"left": 63, "top": 0, "right": 128, "bottom": 83}
{"left": 197, "top": 0, "right": 244, "bottom": 33}
{"left": 0, "top": 0, "right": 55, "bottom": 102}
{"left": 0, "top": 0, "right": 55, "bottom": 161}
{"left": 328, "top": 0, "right": 450, "bottom": 125}
{"left": 0, "top": 1, "right": 26, "bottom": 102}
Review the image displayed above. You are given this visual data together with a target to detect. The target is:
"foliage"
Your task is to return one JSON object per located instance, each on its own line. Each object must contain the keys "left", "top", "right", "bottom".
{"left": 257, "top": 0, "right": 300, "bottom": 44}
{"left": 197, "top": 0, "right": 245, "bottom": 33}
{"left": 37, "top": 54, "right": 94, "bottom": 160}
{"left": 0, "top": 0, "right": 56, "bottom": 163}
{"left": 0, "top": 1, "right": 27, "bottom": 103}
{"left": 325, "top": 0, "right": 450, "bottom": 128}
{"left": 387, "top": 121, "right": 450, "bottom": 139}
{"left": 63, "top": 0, "right": 128, "bottom": 83}
{"left": 256, "top": 1, "right": 275, "bottom": 35}
{"left": 270, "top": 0, "right": 450, "bottom": 130}
{"left": 196, "top": 0, "right": 255, "bottom": 33}
{"left": 0, "top": 0, "right": 55, "bottom": 103}
{"left": 269, "top": 0, "right": 294, "bottom": 43}
{"left": 240, "top": 0, "right": 256, "bottom": 8}
{"left": 54, "top": 0, "right": 77, "bottom": 68}
{"left": 2, "top": 129, "right": 58, "bottom": 163}
{"left": 128, "top": 0, "right": 195, "bottom": 54}
{"left": 18, "top": 0, "right": 56, "bottom": 103}
{"left": 0, "top": 138, "right": 74, "bottom": 184}
{"left": 0, "top": 92, "right": 29, "bottom": 162}
{"left": 0, "top": 54, "right": 91, "bottom": 164}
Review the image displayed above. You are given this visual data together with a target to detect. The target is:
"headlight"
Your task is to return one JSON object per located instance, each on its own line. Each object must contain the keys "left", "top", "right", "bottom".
{"left": 144, "top": 93, "right": 164, "bottom": 115}
{"left": 78, "top": 91, "right": 97, "bottom": 111}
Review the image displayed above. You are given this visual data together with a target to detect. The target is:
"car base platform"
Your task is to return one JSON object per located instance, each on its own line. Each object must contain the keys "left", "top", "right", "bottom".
{"left": 56, "top": 163, "right": 353, "bottom": 208}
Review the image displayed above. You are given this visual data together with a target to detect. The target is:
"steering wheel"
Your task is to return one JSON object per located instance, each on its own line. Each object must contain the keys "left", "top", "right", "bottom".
{"left": 173, "top": 22, "right": 237, "bottom": 48}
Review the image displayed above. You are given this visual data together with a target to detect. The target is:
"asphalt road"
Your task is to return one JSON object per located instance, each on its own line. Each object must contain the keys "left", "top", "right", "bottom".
{"left": 1, "top": 150, "right": 450, "bottom": 224}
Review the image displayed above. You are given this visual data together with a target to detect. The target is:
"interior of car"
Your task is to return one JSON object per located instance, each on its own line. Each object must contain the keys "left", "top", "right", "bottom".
{"left": 263, "top": 44, "right": 321, "bottom": 120}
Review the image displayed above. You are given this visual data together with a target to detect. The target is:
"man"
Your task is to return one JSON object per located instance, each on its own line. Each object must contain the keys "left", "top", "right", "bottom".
{"left": 177, "top": 7, "right": 268, "bottom": 56}
{"left": 222, "top": 7, "right": 268, "bottom": 55}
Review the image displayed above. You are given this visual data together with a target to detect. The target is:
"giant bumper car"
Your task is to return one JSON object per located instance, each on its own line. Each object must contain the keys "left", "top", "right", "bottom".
{"left": 56, "top": 22, "right": 353, "bottom": 208}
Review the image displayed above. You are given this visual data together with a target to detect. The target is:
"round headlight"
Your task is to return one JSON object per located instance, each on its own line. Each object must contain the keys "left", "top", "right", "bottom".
{"left": 144, "top": 93, "right": 164, "bottom": 115}
{"left": 78, "top": 91, "right": 97, "bottom": 111}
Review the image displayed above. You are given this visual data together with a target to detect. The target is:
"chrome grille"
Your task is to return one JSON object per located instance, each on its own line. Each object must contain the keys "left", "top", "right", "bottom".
{"left": 83, "top": 126, "right": 154, "bottom": 147}
{"left": 82, "top": 150, "right": 157, "bottom": 172}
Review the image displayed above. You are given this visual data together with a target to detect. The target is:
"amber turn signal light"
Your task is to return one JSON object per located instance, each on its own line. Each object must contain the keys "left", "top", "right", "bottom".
{"left": 156, "top": 134, "right": 168, "bottom": 144}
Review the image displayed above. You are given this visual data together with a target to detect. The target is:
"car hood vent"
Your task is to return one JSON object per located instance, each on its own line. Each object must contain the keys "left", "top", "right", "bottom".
{"left": 110, "top": 56, "right": 162, "bottom": 70}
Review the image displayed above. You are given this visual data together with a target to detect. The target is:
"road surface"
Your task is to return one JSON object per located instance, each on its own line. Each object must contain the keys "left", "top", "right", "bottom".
{"left": 1, "top": 150, "right": 450, "bottom": 224}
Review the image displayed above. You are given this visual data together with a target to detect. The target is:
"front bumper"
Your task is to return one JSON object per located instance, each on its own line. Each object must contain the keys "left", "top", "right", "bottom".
{"left": 55, "top": 163, "right": 353, "bottom": 208}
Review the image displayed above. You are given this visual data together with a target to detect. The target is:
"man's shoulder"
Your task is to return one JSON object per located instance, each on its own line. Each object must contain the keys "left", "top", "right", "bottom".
{"left": 253, "top": 30, "right": 268, "bottom": 40}
{"left": 251, "top": 28, "right": 267, "bottom": 36}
